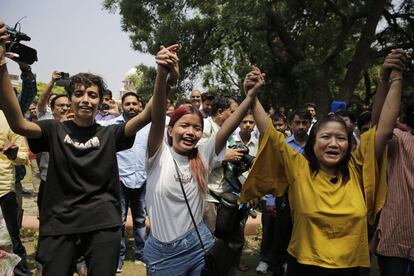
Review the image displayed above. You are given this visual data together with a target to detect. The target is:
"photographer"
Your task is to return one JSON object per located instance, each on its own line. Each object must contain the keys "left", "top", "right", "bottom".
{"left": 37, "top": 71, "right": 65, "bottom": 120}
{"left": 199, "top": 96, "right": 243, "bottom": 233}
{"left": 223, "top": 110, "right": 258, "bottom": 273}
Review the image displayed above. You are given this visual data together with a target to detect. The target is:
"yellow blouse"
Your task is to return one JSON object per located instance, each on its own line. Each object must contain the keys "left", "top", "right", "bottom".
{"left": 240, "top": 121, "right": 387, "bottom": 268}
{"left": 0, "top": 111, "right": 29, "bottom": 198}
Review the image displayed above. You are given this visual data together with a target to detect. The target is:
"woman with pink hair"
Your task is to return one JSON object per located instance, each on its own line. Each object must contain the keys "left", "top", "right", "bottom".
{"left": 144, "top": 45, "right": 264, "bottom": 275}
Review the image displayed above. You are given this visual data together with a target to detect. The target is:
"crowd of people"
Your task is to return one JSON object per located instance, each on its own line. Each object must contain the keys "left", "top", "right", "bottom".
{"left": 0, "top": 19, "right": 413, "bottom": 276}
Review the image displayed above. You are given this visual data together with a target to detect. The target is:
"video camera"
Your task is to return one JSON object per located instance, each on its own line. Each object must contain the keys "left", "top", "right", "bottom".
{"left": 6, "top": 23, "right": 38, "bottom": 65}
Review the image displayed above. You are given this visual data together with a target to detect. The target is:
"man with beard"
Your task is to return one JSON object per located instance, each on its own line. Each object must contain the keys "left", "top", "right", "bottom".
{"left": 286, "top": 109, "right": 311, "bottom": 152}
{"left": 103, "top": 92, "right": 149, "bottom": 272}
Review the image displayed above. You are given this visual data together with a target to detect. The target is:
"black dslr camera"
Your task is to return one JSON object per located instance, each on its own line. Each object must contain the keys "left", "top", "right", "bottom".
{"left": 6, "top": 23, "right": 38, "bottom": 65}
{"left": 224, "top": 144, "right": 255, "bottom": 192}
{"left": 228, "top": 144, "right": 255, "bottom": 172}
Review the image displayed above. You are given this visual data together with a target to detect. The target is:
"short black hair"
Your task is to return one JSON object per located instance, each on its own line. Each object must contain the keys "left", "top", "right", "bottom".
{"left": 289, "top": 109, "right": 312, "bottom": 123}
{"left": 175, "top": 98, "right": 192, "bottom": 108}
{"left": 104, "top": 89, "right": 113, "bottom": 99}
{"left": 121, "top": 92, "right": 140, "bottom": 104}
{"left": 335, "top": 109, "right": 356, "bottom": 124}
{"left": 65, "top": 73, "right": 106, "bottom": 102}
{"left": 211, "top": 96, "right": 231, "bottom": 116}
{"left": 271, "top": 111, "right": 287, "bottom": 123}
{"left": 306, "top": 102, "right": 317, "bottom": 109}
{"left": 201, "top": 92, "right": 215, "bottom": 102}
{"left": 357, "top": 110, "right": 371, "bottom": 131}
{"left": 304, "top": 114, "right": 353, "bottom": 181}
{"left": 50, "top": 94, "right": 69, "bottom": 110}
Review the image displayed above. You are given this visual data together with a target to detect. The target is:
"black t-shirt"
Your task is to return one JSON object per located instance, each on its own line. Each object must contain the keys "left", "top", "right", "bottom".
{"left": 28, "top": 119, "right": 135, "bottom": 236}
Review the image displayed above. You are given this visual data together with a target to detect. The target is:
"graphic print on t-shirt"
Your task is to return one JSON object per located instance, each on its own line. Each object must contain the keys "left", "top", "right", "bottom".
{"left": 174, "top": 170, "right": 192, "bottom": 183}
{"left": 63, "top": 134, "right": 100, "bottom": 150}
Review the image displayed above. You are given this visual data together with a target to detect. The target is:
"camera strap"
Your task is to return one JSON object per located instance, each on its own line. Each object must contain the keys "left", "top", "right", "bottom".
{"left": 172, "top": 158, "right": 206, "bottom": 254}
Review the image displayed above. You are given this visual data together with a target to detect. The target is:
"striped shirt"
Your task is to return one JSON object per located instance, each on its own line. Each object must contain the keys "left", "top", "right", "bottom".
{"left": 371, "top": 128, "right": 414, "bottom": 261}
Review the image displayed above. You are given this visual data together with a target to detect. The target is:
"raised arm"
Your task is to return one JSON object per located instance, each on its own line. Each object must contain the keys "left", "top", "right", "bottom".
{"left": 371, "top": 49, "right": 406, "bottom": 126}
{"left": 245, "top": 67, "right": 269, "bottom": 135}
{"left": 375, "top": 51, "right": 407, "bottom": 161}
{"left": 147, "top": 45, "right": 179, "bottom": 158}
{"left": 215, "top": 68, "right": 265, "bottom": 154}
{"left": 37, "top": 71, "right": 61, "bottom": 114}
{"left": 17, "top": 62, "right": 37, "bottom": 114}
{"left": 0, "top": 21, "right": 41, "bottom": 138}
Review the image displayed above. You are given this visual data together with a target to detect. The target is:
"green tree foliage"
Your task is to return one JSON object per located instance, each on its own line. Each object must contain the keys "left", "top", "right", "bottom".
{"left": 104, "top": 0, "right": 414, "bottom": 114}
{"left": 35, "top": 82, "right": 65, "bottom": 99}
{"left": 14, "top": 82, "right": 65, "bottom": 101}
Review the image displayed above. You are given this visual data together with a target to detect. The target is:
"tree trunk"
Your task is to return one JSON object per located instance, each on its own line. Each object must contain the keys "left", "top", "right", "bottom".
{"left": 337, "top": 0, "right": 387, "bottom": 103}
{"left": 309, "top": 70, "right": 332, "bottom": 116}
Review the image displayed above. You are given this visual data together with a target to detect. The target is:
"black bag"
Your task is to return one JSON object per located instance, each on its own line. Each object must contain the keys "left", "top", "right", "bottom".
{"left": 173, "top": 160, "right": 234, "bottom": 276}
{"left": 202, "top": 239, "right": 239, "bottom": 276}
{"left": 214, "top": 192, "right": 239, "bottom": 240}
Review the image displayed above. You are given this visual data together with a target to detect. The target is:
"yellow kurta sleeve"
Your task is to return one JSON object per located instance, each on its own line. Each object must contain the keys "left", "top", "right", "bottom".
{"left": 350, "top": 127, "right": 387, "bottom": 225}
{"left": 240, "top": 120, "right": 307, "bottom": 202}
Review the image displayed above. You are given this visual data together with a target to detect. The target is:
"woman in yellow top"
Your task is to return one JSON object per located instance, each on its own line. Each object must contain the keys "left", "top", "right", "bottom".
{"left": 240, "top": 50, "right": 407, "bottom": 276}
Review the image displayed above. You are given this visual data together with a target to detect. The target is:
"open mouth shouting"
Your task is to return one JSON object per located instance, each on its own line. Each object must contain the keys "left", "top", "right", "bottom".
{"left": 182, "top": 136, "right": 196, "bottom": 147}
{"left": 79, "top": 105, "right": 93, "bottom": 113}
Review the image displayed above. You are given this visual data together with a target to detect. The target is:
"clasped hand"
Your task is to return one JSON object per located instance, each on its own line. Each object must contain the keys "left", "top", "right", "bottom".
{"left": 243, "top": 66, "right": 265, "bottom": 97}
{"left": 156, "top": 44, "right": 180, "bottom": 85}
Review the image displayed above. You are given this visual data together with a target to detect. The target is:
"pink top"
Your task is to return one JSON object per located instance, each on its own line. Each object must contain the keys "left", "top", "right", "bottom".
{"left": 370, "top": 129, "right": 414, "bottom": 261}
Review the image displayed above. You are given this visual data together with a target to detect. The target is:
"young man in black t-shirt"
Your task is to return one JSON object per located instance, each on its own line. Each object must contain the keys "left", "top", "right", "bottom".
{"left": 0, "top": 31, "right": 157, "bottom": 275}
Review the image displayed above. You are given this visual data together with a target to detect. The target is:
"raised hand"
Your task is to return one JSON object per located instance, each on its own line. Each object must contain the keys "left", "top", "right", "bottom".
{"left": 156, "top": 44, "right": 179, "bottom": 70}
{"left": 381, "top": 49, "right": 407, "bottom": 81}
{"left": 243, "top": 66, "right": 265, "bottom": 98}
{"left": 51, "top": 71, "right": 62, "bottom": 82}
{"left": 0, "top": 20, "right": 10, "bottom": 66}
{"left": 166, "top": 45, "right": 180, "bottom": 85}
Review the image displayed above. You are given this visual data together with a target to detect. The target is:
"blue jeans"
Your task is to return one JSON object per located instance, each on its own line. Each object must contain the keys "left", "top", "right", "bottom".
{"left": 119, "top": 182, "right": 146, "bottom": 262}
{"left": 144, "top": 222, "right": 213, "bottom": 276}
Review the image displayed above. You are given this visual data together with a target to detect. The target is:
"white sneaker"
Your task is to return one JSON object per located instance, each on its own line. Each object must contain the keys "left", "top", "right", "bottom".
{"left": 256, "top": 261, "right": 268, "bottom": 274}
{"left": 134, "top": 260, "right": 147, "bottom": 267}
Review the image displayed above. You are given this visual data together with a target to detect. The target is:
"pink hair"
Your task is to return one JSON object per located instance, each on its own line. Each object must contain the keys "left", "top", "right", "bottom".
{"left": 168, "top": 106, "right": 208, "bottom": 195}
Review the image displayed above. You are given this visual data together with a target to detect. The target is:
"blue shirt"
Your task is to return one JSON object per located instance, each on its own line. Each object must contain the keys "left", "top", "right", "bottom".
{"left": 285, "top": 135, "right": 305, "bottom": 154}
{"left": 103, "top": 115, "right": 150, "bottom": 189}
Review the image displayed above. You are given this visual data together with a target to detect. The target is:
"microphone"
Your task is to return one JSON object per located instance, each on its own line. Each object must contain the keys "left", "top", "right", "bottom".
{"left": 330, "top": 177, "right": 338, "bottom": 184}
